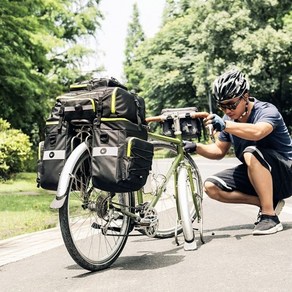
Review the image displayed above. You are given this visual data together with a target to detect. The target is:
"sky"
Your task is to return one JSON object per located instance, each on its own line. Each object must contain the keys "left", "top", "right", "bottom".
{"left": 85, "top": 0, "right": 165, "bottom": 81}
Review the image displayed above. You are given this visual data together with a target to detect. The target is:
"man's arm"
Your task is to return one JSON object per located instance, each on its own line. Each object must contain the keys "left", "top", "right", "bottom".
{"left": 196, "top": 139, "right": 231, "bottom": 160}
{"left": 224, "top": 121, "right": 273, "bottom": 141}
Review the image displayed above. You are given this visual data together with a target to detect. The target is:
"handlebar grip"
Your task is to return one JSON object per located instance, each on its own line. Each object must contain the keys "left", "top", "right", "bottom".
{"left": 190, "top": 112, "right": 209, "bottom": 119}
{"left": 146, "top": 111, "right": 209, "bottom": 123}
{"left": 145, "top": 115, "right": 164, "bottom": 123}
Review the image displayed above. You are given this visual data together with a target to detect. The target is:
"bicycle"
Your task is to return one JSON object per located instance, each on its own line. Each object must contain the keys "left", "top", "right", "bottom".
{"left": 50, "top": 109, "right": 209, "bottom": 271}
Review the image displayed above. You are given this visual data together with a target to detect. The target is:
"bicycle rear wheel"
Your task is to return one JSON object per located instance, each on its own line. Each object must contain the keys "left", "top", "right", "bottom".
{"left": 145, "top": 142, "right": 203, "bottom": 240}
{"left": 59, "top": 149, "right": 134, "bottom": 271}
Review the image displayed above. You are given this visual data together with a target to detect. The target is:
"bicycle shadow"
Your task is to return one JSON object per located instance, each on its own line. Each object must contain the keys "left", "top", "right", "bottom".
{"left": 69, "top": 222, "right": 292, "bottom": 277}
{"left": 113, "top": 246, "right": 184, "bottom": 271}
{"left": 70, "top": 245, "right": 185, "bottom": 277}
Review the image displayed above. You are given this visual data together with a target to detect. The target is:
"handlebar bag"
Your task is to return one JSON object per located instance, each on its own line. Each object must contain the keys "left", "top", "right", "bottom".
{"left": 161, "top": 107, "right": 202, "bottom": 140}
{"left": 92, "top": 118, "right": 153, "bottom": 192}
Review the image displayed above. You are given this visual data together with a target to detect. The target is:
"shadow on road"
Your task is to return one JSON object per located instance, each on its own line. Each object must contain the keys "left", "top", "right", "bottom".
{"left": 113, "top": 246, "right": 184, "bottom": 270}
{"left": 70, "top": 246, "right": 185, "bottom": 277}
{"left": 67, "top": 221, "right": 292, "bottom": 278}
{"left": 203, "top": 221, "right": 292, "bottom": 243}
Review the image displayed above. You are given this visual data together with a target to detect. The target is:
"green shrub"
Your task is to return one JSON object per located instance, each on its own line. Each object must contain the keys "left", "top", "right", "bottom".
{"left": 0, "top": 119, "right": 32, "bottom": 179}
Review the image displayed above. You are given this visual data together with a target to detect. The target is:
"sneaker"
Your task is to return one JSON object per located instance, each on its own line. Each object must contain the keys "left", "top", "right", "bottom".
{"left": 254, "top": 209, "right": 262, "bottom": 225}
{"left": 253, "top": 214, "right": 283, "bottom": 235}
{"left": 254, "top": 199, "right": 285, "bottom": 226}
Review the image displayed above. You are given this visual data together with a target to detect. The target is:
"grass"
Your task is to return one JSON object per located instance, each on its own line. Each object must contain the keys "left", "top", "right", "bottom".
{"left": 0, "top": 173, "right": 59, "bottom": 240}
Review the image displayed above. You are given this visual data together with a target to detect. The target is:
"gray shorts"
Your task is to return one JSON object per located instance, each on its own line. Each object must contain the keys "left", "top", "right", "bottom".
{"left": 205, "top": 146, "right": 292, "bottom": 205}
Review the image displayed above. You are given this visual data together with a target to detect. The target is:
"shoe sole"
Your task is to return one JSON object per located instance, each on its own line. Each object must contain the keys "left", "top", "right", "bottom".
{"left": 275, "top": 200, "right": 285, "bottom": 216}
{"left": 252, "top": 223, "right": 283, "bottom": 235}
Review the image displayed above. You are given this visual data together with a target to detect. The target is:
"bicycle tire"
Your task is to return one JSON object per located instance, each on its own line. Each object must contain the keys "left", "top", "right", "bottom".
{"left": 145, "top": 142, "right": 203, "bottom": 240}
{"left": 177, "top": 165, "right": 194, "bottom": 242}
{"left": 59, "top": 148, "right": 134, "bottom": 271}
{"left": 185, "top": 151, "right": 204, "bottom": 243}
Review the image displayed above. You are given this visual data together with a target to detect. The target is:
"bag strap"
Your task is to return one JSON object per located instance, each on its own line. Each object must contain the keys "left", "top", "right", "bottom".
{"left": 133, "top": 95, "right": 142, "bottom": 127}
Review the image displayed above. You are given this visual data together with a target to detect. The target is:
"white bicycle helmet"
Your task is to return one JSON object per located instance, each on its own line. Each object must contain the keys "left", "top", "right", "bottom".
{"left": 213, "top": 69, "right": 250, "bottom": 102}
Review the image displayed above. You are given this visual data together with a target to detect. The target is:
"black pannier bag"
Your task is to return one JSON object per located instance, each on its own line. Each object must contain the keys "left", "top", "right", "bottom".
{"left": 37, "top": 115, "right": 79, "bottom": 191}
{"left": 92, "top": 118, "right": 153, "bottom": 192}
{"left": 37, "top": 77, "right": 149, "bottom": 191}
{"left": 57, "top": 78, "right": 146, "bottom": 125}
{"left": 161, "top": 107, "right": 202, "bottom": 140}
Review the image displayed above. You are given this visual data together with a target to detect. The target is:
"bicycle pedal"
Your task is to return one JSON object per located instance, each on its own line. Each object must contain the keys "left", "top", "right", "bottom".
{"left": 139, "top": 218, "right": 152, "bottom": 226}
{"left": 184, "top": 240, "right": 198, "bottom": 251}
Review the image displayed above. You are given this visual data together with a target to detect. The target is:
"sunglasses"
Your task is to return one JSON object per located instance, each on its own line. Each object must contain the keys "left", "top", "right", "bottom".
{"left": 218, "top": 97, "right": 242, "bottom": 111}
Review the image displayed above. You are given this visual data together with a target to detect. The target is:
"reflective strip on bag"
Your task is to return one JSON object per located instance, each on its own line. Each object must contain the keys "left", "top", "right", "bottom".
{"left": 64, "top": 104, "right": 94, "bottom": 112}
{"left": 43, "top": 150, "right": 66, "bottom": 160}
{"left": 92, "top": 147, "right": 118, "bottom": 157}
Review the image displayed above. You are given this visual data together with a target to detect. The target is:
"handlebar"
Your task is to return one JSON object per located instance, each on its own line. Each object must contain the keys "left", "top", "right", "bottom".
{"left": 145, "top": 111, "right": 209, "bottom": 123}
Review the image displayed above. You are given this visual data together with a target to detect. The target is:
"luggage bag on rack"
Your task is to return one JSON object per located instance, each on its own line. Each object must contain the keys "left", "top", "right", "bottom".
{"left": 57, "top": 78, "right": 146, "bottom": 125}
{"left": 91, "top": 118, "right": 154, "bottom": 193}
{"left": 37, "top": 77, "right": 153, "bottom": 192}
{"left": 37, "top": 114, "right": 79, "bottom": 191}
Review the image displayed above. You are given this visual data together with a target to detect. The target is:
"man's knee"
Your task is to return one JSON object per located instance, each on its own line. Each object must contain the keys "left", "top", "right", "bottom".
{"left": 243, "top": 151, "right": 256, "bottom": 167}
{"left": 204, "top": 181, "right": 220, "bottom": 200}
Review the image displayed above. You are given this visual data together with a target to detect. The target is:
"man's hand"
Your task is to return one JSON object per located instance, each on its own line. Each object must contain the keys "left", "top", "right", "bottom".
{"left": 204, "top": 114, "right": 225, "bottom": 132}
{"left": 183, "top": 141, "right": 197, "bottom": 153}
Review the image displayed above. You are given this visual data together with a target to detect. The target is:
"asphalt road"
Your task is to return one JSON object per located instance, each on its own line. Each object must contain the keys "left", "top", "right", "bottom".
{"left": 1, "top": 157, "right": 292, "bottom": 292}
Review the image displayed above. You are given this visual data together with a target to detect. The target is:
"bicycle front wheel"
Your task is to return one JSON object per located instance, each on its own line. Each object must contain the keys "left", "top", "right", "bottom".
{"left": 59, "top": 149, "right": 134, "bottom": 271}
{"left": 145, "top": 142, "right": 203, "bottom": 239}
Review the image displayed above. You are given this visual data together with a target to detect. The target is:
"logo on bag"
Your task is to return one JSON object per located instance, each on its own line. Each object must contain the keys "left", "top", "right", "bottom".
{"left": 100, "top": 148, "right": 107, "bottom": 154}
{"left": 93, "top": 147, "right": 118, "bottom": 156}
{"left": 49, "top": 152, "right": 55, "bottom": 158}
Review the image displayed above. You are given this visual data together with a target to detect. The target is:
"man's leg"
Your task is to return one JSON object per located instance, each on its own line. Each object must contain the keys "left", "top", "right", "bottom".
{"left": 204, "top": 181, "right": 260, "bottom": 206}
{"left": 243, "top": 151, "right": 275, "bottom": 215}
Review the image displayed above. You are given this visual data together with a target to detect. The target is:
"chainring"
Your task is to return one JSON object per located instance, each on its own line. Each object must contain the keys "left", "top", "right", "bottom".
{"left": 143, "top": 207, "right": 159, "bottom": 237}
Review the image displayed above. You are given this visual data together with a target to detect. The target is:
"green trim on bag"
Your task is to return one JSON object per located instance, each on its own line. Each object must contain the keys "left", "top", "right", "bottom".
{"left": 126, "top": 137, "right": 135, "bottom": 157}
{"left": 101, "top": 117, "right": 130, "bottom": 122}
{"left": 90, "top": 98, "right": 96, "bottom": 112}
{"left": 46, "top": 121, "right": 59, "bottom": 125}
{"left": 69, "top": 84, "right": 87, "bottom": 90}
{"left": 111, "top": 87, "right": 118, "bottom": 114}
{"left": 38, "top": 141, "right": 44, "bottom": 160}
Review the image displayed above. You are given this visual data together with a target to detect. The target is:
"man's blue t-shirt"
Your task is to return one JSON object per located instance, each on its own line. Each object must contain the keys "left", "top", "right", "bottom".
{"left": 218, "top": 98, "right": 292, "bottom": 161}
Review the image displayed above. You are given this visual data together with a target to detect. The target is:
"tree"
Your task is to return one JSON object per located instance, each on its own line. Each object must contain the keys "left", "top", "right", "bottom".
{"left": 0, "top": 0, "right": 103, "bottom": 140}
{"left": 127, "top": 0, "right": 292, "bottom": 128}
{"left": 161, "top": 0, "right": 178, "bottom": 26}
{"left": 123, "top": 2, "right": 145, "bottom": 90}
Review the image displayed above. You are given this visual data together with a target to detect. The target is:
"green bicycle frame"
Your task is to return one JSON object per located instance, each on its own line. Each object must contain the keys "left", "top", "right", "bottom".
{"left": 135, "top": 130, "right": 200, "bottom": 221}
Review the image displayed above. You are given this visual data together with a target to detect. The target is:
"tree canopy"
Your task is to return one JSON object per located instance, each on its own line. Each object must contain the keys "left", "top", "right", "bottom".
{"left": 125, "top": 0, "right": 292, "bottom": 129}
{"left": 0, "top": 0, "right": 102, "bottom": 139}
